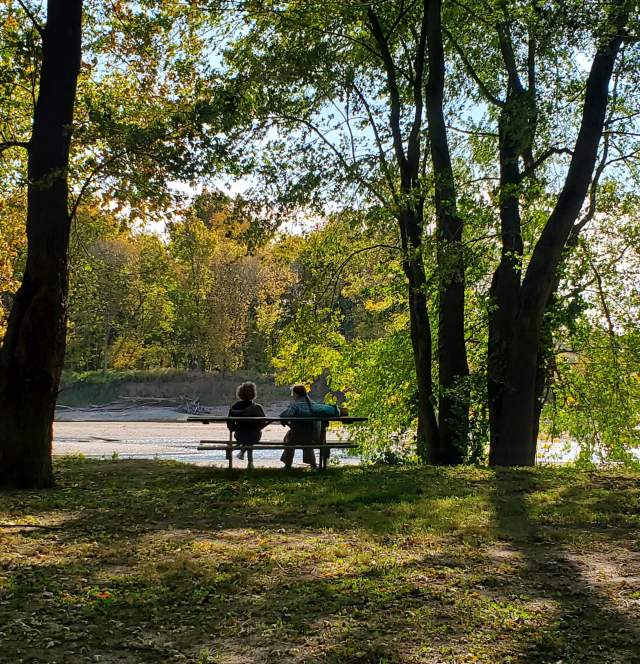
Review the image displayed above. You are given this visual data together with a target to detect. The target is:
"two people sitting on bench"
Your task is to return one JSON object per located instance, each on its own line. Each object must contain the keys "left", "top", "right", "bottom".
{"left": 279, "top": 383, "right": 340, "bottom": 470}
{"left": 226, "top": 381, "right": 266, "bottom": 470}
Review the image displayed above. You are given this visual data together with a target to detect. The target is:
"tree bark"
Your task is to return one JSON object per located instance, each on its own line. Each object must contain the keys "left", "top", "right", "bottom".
{"left": 489, "top": 13, "right": 627, "bottom": 466}
{"left": 425, "top": 0, "right": 469, "bottom": 463}
{"left": 0, "top": 0, "right": 83, "bottom": 488}
{"left": 488, "top": 91, "right": 528, "bottom": 463}
{"left": 368, "top": 5, "right": 442, "bottom": 461}
{"left": 399, "top": 209, "right": 440, "bottom": 461}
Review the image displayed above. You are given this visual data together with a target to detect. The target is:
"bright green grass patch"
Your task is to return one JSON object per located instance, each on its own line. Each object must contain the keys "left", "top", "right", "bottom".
{"left": 0, "top": 460, "right": 638, "bottom": 663}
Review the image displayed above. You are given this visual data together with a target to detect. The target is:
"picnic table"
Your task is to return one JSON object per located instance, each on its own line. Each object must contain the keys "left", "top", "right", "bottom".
{"left": 186, "top": 415, "right": 367, "bottom": 470}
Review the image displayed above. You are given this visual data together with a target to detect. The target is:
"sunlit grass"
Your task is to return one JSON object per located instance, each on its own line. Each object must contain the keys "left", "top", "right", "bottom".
{"left": 0, "top": 459, "right": 638, "bottom": 663}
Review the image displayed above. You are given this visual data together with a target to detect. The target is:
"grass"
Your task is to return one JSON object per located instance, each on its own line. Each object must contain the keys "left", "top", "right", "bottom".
{"left": 1, "top": 460, "right": 639, "bottom": 663}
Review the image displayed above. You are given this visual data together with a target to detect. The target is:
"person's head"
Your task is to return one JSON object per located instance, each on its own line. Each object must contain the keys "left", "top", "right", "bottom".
{"left": 290, "top": 383, "right": 308, "bottom": 400}
{"left": 236, "top": 381, "right": 257, "bottom": 402}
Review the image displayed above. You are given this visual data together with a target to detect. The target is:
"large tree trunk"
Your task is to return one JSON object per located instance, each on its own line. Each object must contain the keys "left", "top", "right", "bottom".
{"left": 425, "top": 0, "right": 469, "bottom": 463}
{"left": 488, "top": 92, "right": 528, "bottom": 464}
{"left": 0, "top": 0, "right": 83, "bottom": 488}
{"left": 488, "top": 14, "right": 626, "bottom": 465}
{"left": 489, "top": 320, "right": 538, "bottom": 465}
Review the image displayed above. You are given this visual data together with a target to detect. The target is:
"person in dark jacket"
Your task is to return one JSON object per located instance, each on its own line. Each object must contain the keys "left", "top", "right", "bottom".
{"left": 280, "top": 384, "right": 339, "bottom": 469}
{"left": 227, "top": 382, "right": 266, "bottom": 470}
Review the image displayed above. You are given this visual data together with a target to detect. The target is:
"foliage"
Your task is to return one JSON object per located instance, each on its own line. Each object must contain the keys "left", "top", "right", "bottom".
{"left": 62, "top": 196, "right": 290, "bottom": 374}
{"left": 547, "top": 327, "right": 640, "bottom": 467}
{"left": 66, "top": 204, "right": 176, "bottom": 371}
{"left": 1, "top": 0, "right": 639, "bottom": 467}
{"left": 0, "top": 191, "right": 26, "bottom": 338}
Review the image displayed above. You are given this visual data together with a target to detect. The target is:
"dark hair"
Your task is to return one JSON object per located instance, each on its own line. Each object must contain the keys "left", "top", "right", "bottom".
{"left": 291, "top": 384, "right": 307, "bottom": 397}
{"left": 291, "top": 383, "right": 312, "bottom": 407}
{"left": 237, "top": 381, "right": 256, "bottom": 401}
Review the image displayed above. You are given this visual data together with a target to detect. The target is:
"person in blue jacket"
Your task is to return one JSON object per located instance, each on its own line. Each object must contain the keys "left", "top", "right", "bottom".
{"left": 280, "top": 384, "right": 339, "bottom": 469}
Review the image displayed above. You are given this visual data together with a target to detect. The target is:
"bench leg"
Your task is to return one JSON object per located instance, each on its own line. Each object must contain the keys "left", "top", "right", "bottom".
{"left": 320, "top": 428, "right": 328, "bottom": 470}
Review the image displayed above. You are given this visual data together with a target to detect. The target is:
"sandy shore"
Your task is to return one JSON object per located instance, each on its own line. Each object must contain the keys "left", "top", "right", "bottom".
{"left": 53, "top": 410, "right": 358, "bottom": 468}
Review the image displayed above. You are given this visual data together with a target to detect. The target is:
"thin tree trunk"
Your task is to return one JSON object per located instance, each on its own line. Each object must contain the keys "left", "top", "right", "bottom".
{"left": 0, "top": 0, "right": 83, "bottom": 488}
{"left": 400, "top": 210, "right": 440, "bottom": 460}
{"left": 368, "top": 6, "right": 441, "bottom": 461}
{"left": 425, "top": 0, "right": 469, "bottom": 463}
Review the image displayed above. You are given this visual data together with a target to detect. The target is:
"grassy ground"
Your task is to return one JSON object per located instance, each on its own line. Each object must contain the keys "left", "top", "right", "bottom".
{"left": 1, "top": 460, "right": 639, "bottom": 664}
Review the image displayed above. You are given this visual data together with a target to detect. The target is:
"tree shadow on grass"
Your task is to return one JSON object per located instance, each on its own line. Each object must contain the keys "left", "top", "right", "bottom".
{"left": 0, "top": 460, "right": 518, "bottom": 662}
{"left": 1, "top": 458, "right": 496, "bottom": 544}
{"left": 490, "top": 469, "right": 640, "bottom": 664}
{"left": 2, "top": 460, "right": 639, "bottom": 663}
{"left": 0, "top": 529, "right": 559, "bottom": 663}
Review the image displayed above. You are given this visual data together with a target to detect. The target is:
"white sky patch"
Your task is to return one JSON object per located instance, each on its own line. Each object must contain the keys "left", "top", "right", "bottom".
{"left": 574, "top": 51, "right": 591, "bottom": 73}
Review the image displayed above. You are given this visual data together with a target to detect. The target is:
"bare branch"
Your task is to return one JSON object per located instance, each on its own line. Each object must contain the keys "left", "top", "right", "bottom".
{"left": 275, "top": 113, "right": 388, "bottom": 206}
{"left": 326, "top": 243, "right": 402, "bottom": 311}
{"left": 444, "top": 28, "right": 503, "bottom": 107}
{"left": 385, "top": 0, "right": 420, "bottom": 41}
{"left": 16, "top": 0, "right": 44, "bottom": 38}
{"left": 0, "top": 140, "right": 30, "bottom": 154}
{"left": 351, "top": 81, "right": 399, "bottom": 204}
{"left": 251, "top": 4, "right": 384, "bottom": 62}
{"left": 69, "top": 150, "right": 129, "bottom": 222}
{"left": 517, "top": 146, "right": 573, "bottom": 182}
{"left": 449, "top": 0, "right": 493, "bottom": 27}
{"left": 446, "top": 124, "right": 498, "bottom": 138}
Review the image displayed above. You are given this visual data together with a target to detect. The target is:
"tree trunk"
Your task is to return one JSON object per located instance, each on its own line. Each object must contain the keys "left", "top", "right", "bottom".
{"left": 488, "top": 15, "right": 626, "bottom": 465}
{"left": 425, "top": 0, "right": 469, "bottom": 463}
{"left": 368, "top": 6, "right": 442, "bottom": 462}
{"left": 400, "top": 212, "right": 440, "bottom": 460}
{"left": 488, "top": 320, "right": 538, "bottom": 466}
{"left": 0, "top": 0, "right": 83, "bottom": 488}
{"left": 487, "top": 94, "right": 527, "bottom": 464}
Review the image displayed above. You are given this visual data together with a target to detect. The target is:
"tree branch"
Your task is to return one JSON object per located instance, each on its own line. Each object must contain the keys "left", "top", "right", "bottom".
{"left": 275, "top": 113, "right": 387, "bottom": 206}
{"left": 0, "top": 140, "right": 30, "bottom": 154}
{"left": 325, "top": 244, "right": 403, "bottom": 312}
{"left": 406, "top": 0, "right": 428, "bottom": 173}
{"left": 351, "top": 81, "right": 399, "bottom": 204}
{"left": 497, "top": 23, "right": 525, "bottom": 94}
{"left": 367, "top": 8, "right": 408, "bottom": 173}
{"left": 517, "top": 146, "right": 573, "bottom": 182}
{"left": 443, "top": 28, "right": 503, "bottom": 107}
{"left": 446, "top": 124, "right": 498, "bottom": 138}
{"left": 16, "top": 0, "right": 45, "bottom": 38}
{"left": 384, "top": 0, "right": 420, "bottom": 41}
{"left": 571, "top": 48, "right": 624, "bottom": 239}
{"left": 69, "top": 149, "right": 129, "bottom": 222}
{"left": 521, "top": 6, "right": 629, "bottom": 322}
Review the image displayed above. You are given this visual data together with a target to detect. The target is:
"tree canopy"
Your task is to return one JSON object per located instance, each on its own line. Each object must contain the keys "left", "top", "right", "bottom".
{"left": 0, "top": 0, "right": 639, "bottom": 485}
